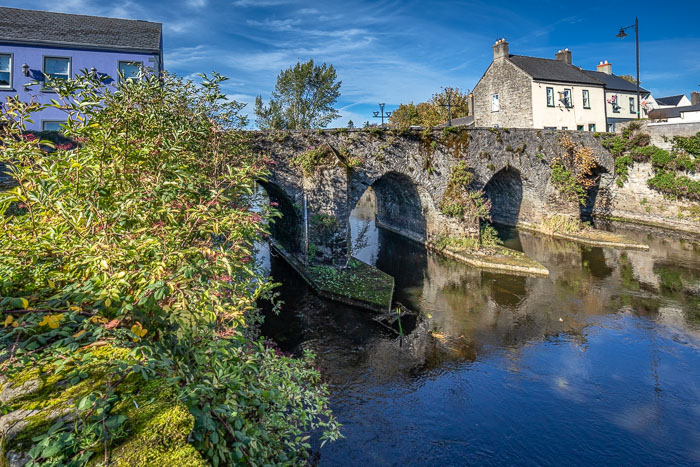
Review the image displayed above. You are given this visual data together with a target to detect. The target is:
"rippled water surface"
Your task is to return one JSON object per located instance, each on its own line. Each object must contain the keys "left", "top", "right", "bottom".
{"left": 260, "top": 193, "right": 700, "bottom": 466}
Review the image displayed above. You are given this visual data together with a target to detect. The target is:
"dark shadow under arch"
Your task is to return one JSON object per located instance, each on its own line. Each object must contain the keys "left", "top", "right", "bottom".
{"left": 258, "top": 181, "right": 302, "bottom": 255}
{"left": 483, "top": 167, "right": 523, "bottom": 226}
{"left": 580, "top": 166, "right": 610, "bottom": 222}
{"left": 370, "top": 171, "right": 427, "bottom": 241}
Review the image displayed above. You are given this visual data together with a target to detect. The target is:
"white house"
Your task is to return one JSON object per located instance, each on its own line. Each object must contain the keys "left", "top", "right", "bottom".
{"left": 473, "top": 39, "right": 607, "bottom": 131}
{"left": 582, "top": 61, "right": 651, "bottom": 132}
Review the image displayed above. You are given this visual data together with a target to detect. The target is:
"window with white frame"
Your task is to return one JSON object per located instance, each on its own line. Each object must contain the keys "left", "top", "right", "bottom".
{"left": 0, "top": 53, "right": 12, "bottom": 89}
{"left": 118, "top": 61, "right": 142, "bottom": 82}
{"left": 562, "top": 89, "right": 572, "bottom": 108}
{"left": 43, "top": 56, "right": 71, "bottom": 81}
{"left": 546, "top": 87, "right": 555, "bottom": 107}
{"left": 582, "top": 90, "right": 590, "bottom": 109}
{"left": 491, "top": 93, "right": 499, "bottom": 112}
{"left": 42, "top": 120, "right": 64, "bottom": 132}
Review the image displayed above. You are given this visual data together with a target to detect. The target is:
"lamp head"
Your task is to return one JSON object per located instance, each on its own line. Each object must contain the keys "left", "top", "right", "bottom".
{"left": 616, "top": 28, "right": 628, "bottom": 38}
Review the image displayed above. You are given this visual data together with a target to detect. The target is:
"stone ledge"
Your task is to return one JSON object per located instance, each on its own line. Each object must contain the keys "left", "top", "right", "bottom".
{"left": 270, "top": 241, "right": 394, "bottom": 312}
{"left": 519, "top": 222, "right": 649, "bottom": 250}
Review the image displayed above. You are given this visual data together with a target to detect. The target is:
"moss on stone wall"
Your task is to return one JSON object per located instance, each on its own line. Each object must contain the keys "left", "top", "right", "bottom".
{"left": 0, "top": 344, "right": 203, "bottom": 466}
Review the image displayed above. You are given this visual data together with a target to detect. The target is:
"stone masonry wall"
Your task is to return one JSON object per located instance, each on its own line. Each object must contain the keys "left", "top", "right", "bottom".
{"left": 616, "top": 120, "right": 700, "bottom": 150}
{"left": 473, "top": 59, "right": 533, "bottom": 129}
{"left": 248, "top": 128, "right": 616, "bottom": 263}
{"left": 593, "top": 162, "right": 700, "bottom": 233}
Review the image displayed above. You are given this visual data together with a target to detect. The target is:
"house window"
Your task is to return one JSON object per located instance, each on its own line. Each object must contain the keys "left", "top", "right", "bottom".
{"left": 577, "top": 125, "right": 584, "bottom": 131}
{"left": 43, "top": 56, "right": 71, "bottom": 81}
{"left": 563, "top": 89, "right": 572, "bottom": 108}
{"left": 582, "top": 90, "right": 590, "bottom": 109}
{"left": 546, "top": 87, "right": 555, "bottom": 107}
{"left": 118, "top": 61, "right": 142, "bottom": 82}
{"left": 544, "top": 126, "right": 557, "bottom": 130}
{"left": 588, "top": 123, "right": 596, "bottom": 132}
{"left": 42, "top": 120, "right": 64, "bottom": 132}
{"left": 607, "top": 123, "right": 615, "bottom": 132}
{"left": 629, "top": 97, "right": 635, "bottom": 114}
{"left": 0, "top": 53, "right": 12, "bottom": 89}
{"left": 610, "top": 94, "right": 619, "bottom": 113}
{"left": 491, "top": 93, "right": 499, "bottom": 112}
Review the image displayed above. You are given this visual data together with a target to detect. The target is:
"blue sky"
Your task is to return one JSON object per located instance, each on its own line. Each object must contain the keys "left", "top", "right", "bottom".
{"left": 6, "top": 0, "right": 700, "bottom": 127}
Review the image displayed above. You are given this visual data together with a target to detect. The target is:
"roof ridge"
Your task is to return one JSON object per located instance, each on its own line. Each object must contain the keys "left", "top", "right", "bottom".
{"left": 0, "top": 6, "right": 161, "bottom": 25}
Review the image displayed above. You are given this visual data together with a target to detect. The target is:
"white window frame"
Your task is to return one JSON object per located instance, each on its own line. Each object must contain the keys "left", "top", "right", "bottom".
{"left": 491, "top": 93, "right": 499, "bottom": 112}
{"left": 118, "top": 60, "right": 143, "bottom": 82}
{"left": 0, "top": 52, "right": 12, "bottom": 90}
{"left": 582, "top": 89, "right": 590, "bottom": 109}
{"left": 563, "top": 89, "right": 573, "bottom": 108}
{"left": 546, "top": 87, "right": 555, "bottom": 107}
{"left": 43, "top": 56, "right": 71, "bottom": 85}
{"left": 41, "top": 120, "right": 65, "bottom": 132}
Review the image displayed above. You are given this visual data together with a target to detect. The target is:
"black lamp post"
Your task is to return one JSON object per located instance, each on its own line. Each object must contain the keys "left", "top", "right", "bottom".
{"left": 373, "top": 103, "right": 392, "bottom": 127}
{"left": 617, "top": 17, "right": 641, "bottom": 119}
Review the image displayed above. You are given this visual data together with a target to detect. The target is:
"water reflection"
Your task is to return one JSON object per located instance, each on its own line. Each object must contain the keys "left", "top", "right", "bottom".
{"left": 259, "top": 190, "right": 700, "bottom": 465}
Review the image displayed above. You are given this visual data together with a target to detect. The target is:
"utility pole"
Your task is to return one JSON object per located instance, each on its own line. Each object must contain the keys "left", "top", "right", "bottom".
{"left": 373, "top": 103, "right": 392, "bottom": 127}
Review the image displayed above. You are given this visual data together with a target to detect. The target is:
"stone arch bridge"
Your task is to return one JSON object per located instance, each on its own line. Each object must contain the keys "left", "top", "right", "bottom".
{"left": 248, "top": 127, "right": 614, "bottom": 265}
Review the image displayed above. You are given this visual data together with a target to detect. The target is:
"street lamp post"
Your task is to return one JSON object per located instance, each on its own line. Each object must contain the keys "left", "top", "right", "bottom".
{"left": 617, "top": 17, "right": 640, "bottom": 119}
{"left": 373, "top": 103, "right": 392, "bottom": 127}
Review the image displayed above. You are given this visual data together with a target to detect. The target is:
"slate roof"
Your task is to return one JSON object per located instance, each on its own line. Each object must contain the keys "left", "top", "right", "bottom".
{"left": 648, "top": 104, "right": 700, "bottom": 120}
{"left": 0, "top": 7, "right": 162, "bottom": 53}
{"left": 508, "top": 55, "right": 603, "bottom": 86}
{"left": 654, "top": 95, "right": 686, "bottom": 106}
{"left": 582, "top": 70, "right": 649, "bottom": 93}
{"left": 436, "top": 115, "right": 474, "bottom": 128}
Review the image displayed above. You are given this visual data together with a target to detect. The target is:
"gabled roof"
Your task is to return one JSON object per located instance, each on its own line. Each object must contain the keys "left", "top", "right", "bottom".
{"left": 508, "top": 55, "right": 603, "bottom": 86}
{"left": 648, "top": 103, "right": 700, "bottom": 120}
{"left": 436, "top": 116, "right": 474, "bottom": 128}
{"left": 654, "top": 95, "right": 686, "bottom": 106}
{"left": 582, "top": 70, "right": 649, "bottom": 93}
{"left": 0, "top": 7, "right": 162, "bottom": 54}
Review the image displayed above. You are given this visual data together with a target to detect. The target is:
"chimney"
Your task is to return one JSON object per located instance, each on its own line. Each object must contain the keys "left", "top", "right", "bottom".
{"left": 493, "top": 38, "right": 509, "bottom": 60}
{"left": 692, "top": 92, "right": 700, "bottom": 106}
{"left": 555, "top": 48, "right": 572, "bottom": 65}
{"left": 468, "top": 92, "right": 475, "bottom": 116}
{"left": 597, "top": 60, "right": 612, "bottom": 75}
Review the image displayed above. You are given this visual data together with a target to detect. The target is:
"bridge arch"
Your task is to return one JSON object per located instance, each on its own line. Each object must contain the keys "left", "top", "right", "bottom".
{"left": 257, "top": 181, "right": 303, "bottom": 255}
{"left": 483, "top": 166, "right": 523, "bottom": 226}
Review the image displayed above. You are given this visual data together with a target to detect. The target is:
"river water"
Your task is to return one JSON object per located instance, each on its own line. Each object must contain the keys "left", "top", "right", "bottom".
{"left": 259, "top": 191, "right": 700, "bottom": 466}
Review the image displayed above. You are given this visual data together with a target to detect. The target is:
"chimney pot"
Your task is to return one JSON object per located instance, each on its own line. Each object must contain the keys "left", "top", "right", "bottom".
{"left": 555, "top": 49, "right": 572, "bottom": 65}
{"left": 493, "top": 37, "right": 509, "bottom": 60}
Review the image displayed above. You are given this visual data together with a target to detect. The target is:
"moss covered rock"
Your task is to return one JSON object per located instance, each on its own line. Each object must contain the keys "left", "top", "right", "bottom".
{"left": 0, "top": 344, "right": 204, "bottom": 466}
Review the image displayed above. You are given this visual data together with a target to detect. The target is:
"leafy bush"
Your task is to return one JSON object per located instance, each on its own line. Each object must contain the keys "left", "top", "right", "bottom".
{"left": 551, "top": 136, "right": 599, "bottom": 205}
{"left": 1, "top": 71, "right": 339, "bottom": 465}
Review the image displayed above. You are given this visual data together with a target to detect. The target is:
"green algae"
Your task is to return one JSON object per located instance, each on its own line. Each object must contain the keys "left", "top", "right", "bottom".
{"left": 1, "top": 344, "right": 203, "bottom": 466}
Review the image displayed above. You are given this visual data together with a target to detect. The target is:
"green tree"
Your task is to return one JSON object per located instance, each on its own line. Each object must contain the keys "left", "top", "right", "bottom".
{"left": 390, "top": 88, "right": 470, "bottom": 128}
{"left": 0, "top": 71, "right": 339, "bottom": 465}
{"left": 619, "top": 74, "right": 640, "bottom": 85}
{"left": 255, "top": 59, "right": 341, "bottom": 129}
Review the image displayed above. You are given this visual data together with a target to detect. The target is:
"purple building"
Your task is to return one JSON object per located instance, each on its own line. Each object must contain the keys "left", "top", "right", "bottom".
{"left": 0, "top": 7, "right": 162, "bottom": 131}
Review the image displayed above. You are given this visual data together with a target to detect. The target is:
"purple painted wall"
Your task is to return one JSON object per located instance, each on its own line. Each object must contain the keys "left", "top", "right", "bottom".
{"left": 0, "top": 43, "right": 159, "bottom": 131}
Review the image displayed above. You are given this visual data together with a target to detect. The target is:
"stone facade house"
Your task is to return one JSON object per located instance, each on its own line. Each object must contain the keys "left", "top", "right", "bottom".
{"left": 583, "top": 62, "right": 651, "bottom": 132}
{"left": 0, "top": 7, "right": 162, "bottom": 131}
{"left": 473, "top": 39, "right": 606, "bottom": 131}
